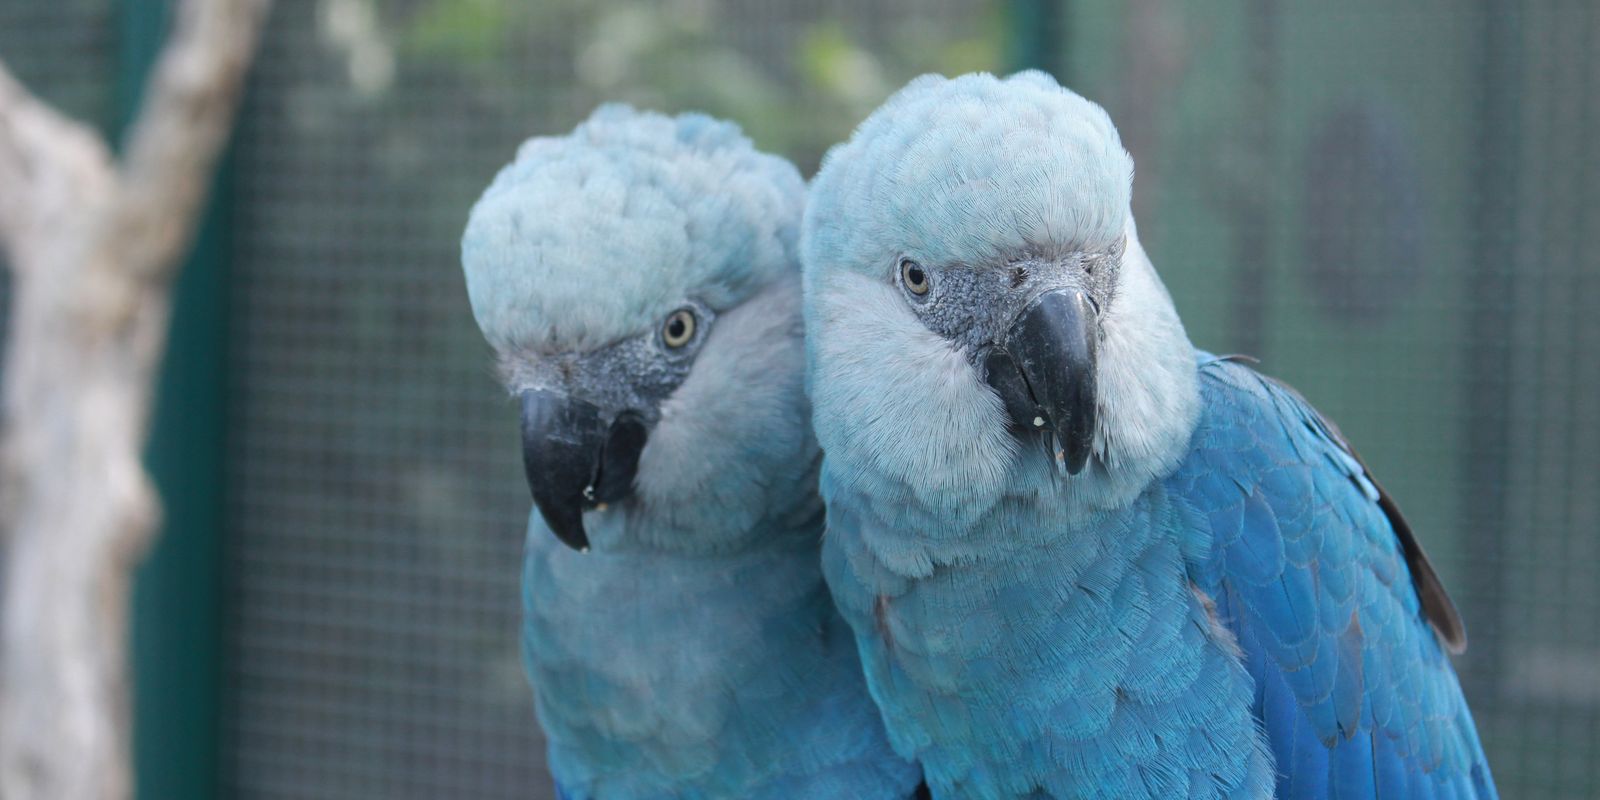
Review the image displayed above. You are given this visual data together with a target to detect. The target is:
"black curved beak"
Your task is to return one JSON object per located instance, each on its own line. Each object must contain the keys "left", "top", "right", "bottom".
{"left": 520, "top": 389, "right": 649, "bottom": 552}
{"left": 983, "top": 289, "right": 1100, "bottom": 475}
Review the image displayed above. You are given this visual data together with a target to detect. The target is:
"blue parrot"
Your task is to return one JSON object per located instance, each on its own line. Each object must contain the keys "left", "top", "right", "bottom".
{"left": 802, "top": 72, "right": 1497, "bottom": 799}
{"left": 462, "top": 105, "right": 923, "bottom": 800}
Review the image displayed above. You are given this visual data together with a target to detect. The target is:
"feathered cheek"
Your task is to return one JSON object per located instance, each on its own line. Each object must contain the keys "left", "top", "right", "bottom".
{"left": 897, "top": 346, "right": 1017, "bottom": 502}
{"left": 631, "top": 395, "right": 701, "bottom": 504}
{"left": 811, "top": 283, "right": 1017, "bottom": 504}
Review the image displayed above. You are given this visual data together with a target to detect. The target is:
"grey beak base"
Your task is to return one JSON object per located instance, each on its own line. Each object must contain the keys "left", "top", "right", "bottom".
{"left": 519, "top": 390, "right": 652, "bottom": 552}
{"left": 592, "top": 411, "right": 648, "bottom": 507}
{"left": 984, "top": 290, "right": 1100, "bottom": 475}
{"left": 983, "top": 348, "right": 1046, "bottom": 435}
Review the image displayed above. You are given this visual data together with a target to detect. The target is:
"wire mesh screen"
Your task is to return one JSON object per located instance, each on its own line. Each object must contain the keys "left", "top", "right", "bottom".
{"left": 218, "top": 1, "right": 1000, "bottom": 797}
{"left": 1066, "top": 3, "right": 1598, "bottom": 798}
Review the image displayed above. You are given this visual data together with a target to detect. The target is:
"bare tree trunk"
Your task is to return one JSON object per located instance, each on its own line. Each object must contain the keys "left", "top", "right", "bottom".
{"left": 0, "top": 1, "right": 270, "bottom": 797}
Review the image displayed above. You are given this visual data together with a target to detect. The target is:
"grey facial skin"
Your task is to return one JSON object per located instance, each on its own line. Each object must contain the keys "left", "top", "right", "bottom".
{"left": 899, "top": 243, "right": 1122, "bottom": 357}
{"left": 506, "top": 300, "right": 718, "bottom": 551}
{"left": 504, "top": 299, "right": 718, "bottom": 427}
{"left": 901, "top": 240, "right": 1124, "bottom": 475}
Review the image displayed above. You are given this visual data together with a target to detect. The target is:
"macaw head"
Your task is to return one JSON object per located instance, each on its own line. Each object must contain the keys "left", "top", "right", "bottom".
{"left": 463, "top": 105, "right": 813, "bottom": 553}
{"left": 803, "top": 72, "right": 1200, "bottom": 515}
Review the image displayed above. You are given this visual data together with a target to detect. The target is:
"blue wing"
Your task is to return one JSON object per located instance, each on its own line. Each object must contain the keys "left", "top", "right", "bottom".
{"left": 1169, "top": 355, "right": 1497, "bottom": 799}
{"left": 556, "top": 777, "right": 931, "bottom": 798}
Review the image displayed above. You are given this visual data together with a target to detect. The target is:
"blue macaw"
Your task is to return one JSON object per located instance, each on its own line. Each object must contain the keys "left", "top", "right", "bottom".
{"left": 462, "top": 105, "right": 922, "bottom": 800}
{"left": 802, "top": 72, "right": 1497, "bottom": 799}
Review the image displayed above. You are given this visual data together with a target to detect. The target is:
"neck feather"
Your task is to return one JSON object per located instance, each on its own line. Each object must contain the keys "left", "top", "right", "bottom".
{"left": 1065, "top": 225, "right": 1200, "bottom": 513}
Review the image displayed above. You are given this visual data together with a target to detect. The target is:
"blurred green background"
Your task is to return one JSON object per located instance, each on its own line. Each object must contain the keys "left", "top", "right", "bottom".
{"left": 0, "top": 0, "right": 1594, "bottom": 798}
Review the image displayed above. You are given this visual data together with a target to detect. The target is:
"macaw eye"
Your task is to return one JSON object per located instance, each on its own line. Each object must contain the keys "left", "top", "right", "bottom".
{"left": 662, "top": 308, "right": 697, "bottom": 348}
{"left": 900, "top": 259, "right": 930, "bottom": 296}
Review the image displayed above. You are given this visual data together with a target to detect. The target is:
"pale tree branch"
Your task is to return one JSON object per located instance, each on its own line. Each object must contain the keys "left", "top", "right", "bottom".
{"left": 0, "top": 59, "right": 115, "bottom": 269}
{"left": 0, "top": 1, "right": 272, "bottom": 798}
{"left": 112, "top": 0, "right": 271, "bottom": 284}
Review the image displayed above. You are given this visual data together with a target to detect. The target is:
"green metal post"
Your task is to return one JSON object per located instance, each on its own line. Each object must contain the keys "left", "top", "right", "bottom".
{"left": 1009, "top": 0, "right": 1067, "bottom": 77}
{"left": 1458, "top": 0, "right": 1520, "bottom": 703}
{"left": 120, "top": 1, "right": 232, "bottom": 797}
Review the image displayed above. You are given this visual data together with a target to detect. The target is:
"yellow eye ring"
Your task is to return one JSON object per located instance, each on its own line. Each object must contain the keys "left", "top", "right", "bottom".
{"left": 900, "top": 259, "right": 930, "bottom": 295}
{"left": 662, "top": 308, "right": 697, "bottom": 348}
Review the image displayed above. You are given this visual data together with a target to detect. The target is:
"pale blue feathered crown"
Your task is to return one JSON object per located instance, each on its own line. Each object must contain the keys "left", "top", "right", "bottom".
{"left": 463, "top": 104, "right": 806, "bottom": 352}
{"left": 804, "top": 71, "right": 1132, "bottom": 278}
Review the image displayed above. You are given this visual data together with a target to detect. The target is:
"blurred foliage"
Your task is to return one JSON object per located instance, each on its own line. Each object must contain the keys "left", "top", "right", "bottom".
{"left": 383, "top": 0, "right": 1003, "bottom": 169}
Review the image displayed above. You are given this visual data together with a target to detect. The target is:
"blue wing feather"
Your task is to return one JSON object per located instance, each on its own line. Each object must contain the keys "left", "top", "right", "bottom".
{"left": 1170, "top": 355, "right": 1496, "bottom": 799}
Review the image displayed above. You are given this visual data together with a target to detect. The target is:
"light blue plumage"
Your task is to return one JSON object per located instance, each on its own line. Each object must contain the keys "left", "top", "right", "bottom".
{"left": 802, "top": 72, "right": 1496, "bottom": 799}
{"left": 463, "top": 105, "right": 922, "bottom": 800}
